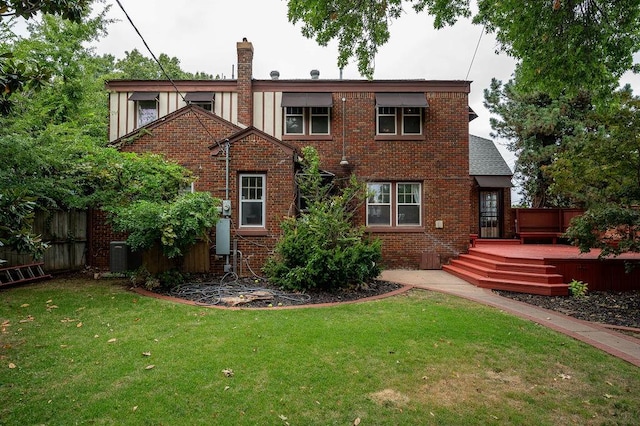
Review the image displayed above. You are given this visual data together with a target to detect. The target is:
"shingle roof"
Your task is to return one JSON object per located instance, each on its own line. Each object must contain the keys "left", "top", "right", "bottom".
{"left": 469, "top": 134, "right": 513, "bottom": 176}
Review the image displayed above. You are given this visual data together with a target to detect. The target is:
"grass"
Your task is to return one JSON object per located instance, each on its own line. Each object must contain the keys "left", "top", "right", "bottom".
{"left": 1, "top": 277, "right": 639, "bottom": 425}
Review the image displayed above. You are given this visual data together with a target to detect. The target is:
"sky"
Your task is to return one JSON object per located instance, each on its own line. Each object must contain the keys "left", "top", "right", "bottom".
{"left": 93, "top": 0, "right": 639, "bottom": 178}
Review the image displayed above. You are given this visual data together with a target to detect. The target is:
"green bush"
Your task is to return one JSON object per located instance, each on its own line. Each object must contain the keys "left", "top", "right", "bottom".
{"left": 264, "top": 147, "right": 382, "bottom": 291}
{"left": 109, "top": 192, "right": 220, "bottom": 258}
{"left": 568, "top": 279, "right": 588, "bottom": 298}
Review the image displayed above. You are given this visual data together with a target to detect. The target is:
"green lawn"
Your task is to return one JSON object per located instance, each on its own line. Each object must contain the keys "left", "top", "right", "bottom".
{"left": 1, "top": 277, "right": 639, "bottom": 425}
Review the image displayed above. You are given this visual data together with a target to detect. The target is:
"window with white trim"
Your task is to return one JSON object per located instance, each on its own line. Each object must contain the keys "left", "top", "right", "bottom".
{"left": 377, "top": 107, "right": 423, "bottom": 135}
{"left": 185, "top": 92, "right": 214, "bottom": 112}
{"left": 367, "top": 182, "right": 422, "bottom": 226}
{"left": 137, "top": 100, "right": 158, "bottom": 127}
{"left": 396, "top": 183, "right": 421, "bottom": 225}
{"left": 239, "top": 174, "right": 265, "bottom": 227}
{"left": 402, "top": 108, "right": 422, "bottom": 134}
{"left": 285, "top": 107, "right": 304, "bottom": 134}
{"left": 377, "top": 107, "right": 396, "bottom": 135}
{"left": 310, "top": 107, "right": 330, "bottom": 134}
{"left": 367, "top": 183, "right": 391, "bottom": 225}
{"left": 284, "top": 106, "right": 330, "bottom": 135}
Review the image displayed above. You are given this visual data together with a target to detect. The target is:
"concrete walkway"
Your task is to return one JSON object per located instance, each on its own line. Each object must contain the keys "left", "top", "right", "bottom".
{"left": 380, "top": 270, "right": 640, "bottom": 368}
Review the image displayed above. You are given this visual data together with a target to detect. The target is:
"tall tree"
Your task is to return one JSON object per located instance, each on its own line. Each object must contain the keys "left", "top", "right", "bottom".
{"left": 287, "top": 0, "right": 640, "bottom": 95}
{"left": 0, "top": 0, "right": 93, "bottom": 114}
{"left": 0, "top": 0, "right": 91, "bottom": 22}
{"left": 546, "top": 87, "right": 640, "bottom": 257}
{"left": 484, "top": 78, "right": 594, "bottom": 207}
{"left": 0, "top": 8, "right": 214, "bottom": 262}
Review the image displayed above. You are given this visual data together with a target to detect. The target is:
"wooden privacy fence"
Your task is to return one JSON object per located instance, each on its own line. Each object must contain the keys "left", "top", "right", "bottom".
{"left": 140, "top": 240, "right": 211, "bottom": 274}
{"left": 0, "top": 210, "right": 87, "bottom": 272}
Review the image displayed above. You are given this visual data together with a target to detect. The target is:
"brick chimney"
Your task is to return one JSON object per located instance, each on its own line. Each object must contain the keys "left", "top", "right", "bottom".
{"left": 236, "top": 38, "right": 253, "bottom": 127}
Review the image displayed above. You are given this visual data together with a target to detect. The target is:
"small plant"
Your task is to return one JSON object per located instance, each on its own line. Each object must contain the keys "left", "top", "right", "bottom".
{"left": 568, "top": 279, "right": 588, "bottom": 298}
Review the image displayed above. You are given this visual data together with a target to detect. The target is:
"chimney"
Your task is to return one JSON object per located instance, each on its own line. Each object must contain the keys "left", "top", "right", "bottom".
{"left": 310, "top": 69, "right": 320, "bottom": 79}
{"left": 270, "top": 70, "right": 280, "bottom": 80}
{"left": 237, "top": 38, "right": 254, "bottom": 127}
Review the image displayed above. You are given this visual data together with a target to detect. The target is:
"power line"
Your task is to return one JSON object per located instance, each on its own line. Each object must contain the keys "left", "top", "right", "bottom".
{"left": 113, "top": 0, "right": 223, "bottom": 150}
{"left": 466, "top": 25, "right": 485, "bottom": 80}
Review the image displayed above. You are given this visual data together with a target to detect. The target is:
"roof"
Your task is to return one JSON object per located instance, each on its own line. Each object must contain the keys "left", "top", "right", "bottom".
{"left": 469, "top": 134, "right": 512, "bottom": 176}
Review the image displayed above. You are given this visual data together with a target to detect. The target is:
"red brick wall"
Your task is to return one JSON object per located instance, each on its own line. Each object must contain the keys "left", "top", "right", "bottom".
{"left": 97, "top": 80, "right": 472, "bottom": 271}
{"left": 281, "top": 91, "right": 470, "bottom": 268}
{"left": 90, "top": 107, "right": 296, "bottom": 275}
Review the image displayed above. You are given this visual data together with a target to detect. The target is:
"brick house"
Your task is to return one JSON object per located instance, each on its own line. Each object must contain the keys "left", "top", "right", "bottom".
{"left": 92, "top": 39, "right": 511, "bottom": 274}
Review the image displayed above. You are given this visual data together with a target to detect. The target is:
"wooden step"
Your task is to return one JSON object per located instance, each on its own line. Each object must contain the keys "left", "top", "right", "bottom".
{"left": 468, "top": 247, "right": 548, "bottom": 266}
{"left": 474, "top": 239, "right": 522, "bottom": 246}
{"left": 449, "top": 259, "right": 564, "bottom": 284}
{"left": 457, "top": 254, "right": 557, "bottom": 274}
{"left": 443, "top": 264, "right": 568, "bottom": 296}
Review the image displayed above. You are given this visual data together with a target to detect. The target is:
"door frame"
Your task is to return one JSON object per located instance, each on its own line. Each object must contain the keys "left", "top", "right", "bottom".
{"left": 478, "top": 189, "right": 503, "bottom": 239}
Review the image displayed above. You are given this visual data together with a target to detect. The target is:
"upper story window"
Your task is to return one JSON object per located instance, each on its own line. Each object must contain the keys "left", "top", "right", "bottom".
{"left": 375, "top": 93, "right": 428, "bottom": 136}
{"left": 282, "top": 93, "right": 333, "bottom": 136}
{"left": 185, "top": 92, "right": 214, "bottom": 112}
{"left": 128, "top": 92, "right": 159, "bottom": 127}
{"left": 239, "top": 174, "right": 266, "bottom": 228}
{"left": 367, "top": 182, "right": 422, "bottom": 227}
{"left": 285, "top": 107, "right": 305, "bottom": 134}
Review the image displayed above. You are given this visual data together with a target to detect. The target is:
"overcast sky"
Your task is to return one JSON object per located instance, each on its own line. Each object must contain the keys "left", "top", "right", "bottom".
{"left": 94, "top": 0, "right": 639, "bottom": 174}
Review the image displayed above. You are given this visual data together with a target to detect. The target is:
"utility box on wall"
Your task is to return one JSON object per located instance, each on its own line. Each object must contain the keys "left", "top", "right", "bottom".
{"left": 216, "top": 218, "right": 231, "bottom": 255}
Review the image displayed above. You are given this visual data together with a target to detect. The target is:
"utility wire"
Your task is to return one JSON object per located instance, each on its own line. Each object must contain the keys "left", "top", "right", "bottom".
{"left": 113, "top": 0, "right": 223, "bottom": 149}
{"left": 465, "top": 25, "right": 485, "bottom": 80}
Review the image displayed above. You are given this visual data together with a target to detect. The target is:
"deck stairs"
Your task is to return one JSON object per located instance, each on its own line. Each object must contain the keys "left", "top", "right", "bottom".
{"left": 443, "top": 240, "right": 568, "bottom": 296}
{"left": 0, "top": 263, "right": 52, "bottom": 287}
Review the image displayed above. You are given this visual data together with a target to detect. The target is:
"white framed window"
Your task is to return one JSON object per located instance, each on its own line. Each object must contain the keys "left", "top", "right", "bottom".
{"left": 285, "top": 107, "right": 304, "bottom": 134}
{"left": 367, "top": 182, "right": 422, "bottom": 227}
{"left": 185, "top": 92, "right": 214, "bottom": 112}
{"left": 179, "top": 182, "right": 195, "bottom": 195}
{"left": 377, "top": 107, "right": 424, "bottom": 135}
{"left": 402, "top": 107, "right": 422, "bottom": 134}
{"left": 137, "top": 100, "right": 158, "bottom": 127}
{"left": 396, "top": 183, "right": 421, "bottom": 225}
{"left": 367, "top": 183, "right": 391, "bottom": 226}
{"left": 377, "top": 107, "right": 397, "bottom": 135}
{"left": 189, "top": 100, "right": 213, "bottom": 112}
{"left": 239, "top": 174, "right": 265, "bottom": 227}
{"left": 310, "top": 107, "right": 330, "bottom": 134}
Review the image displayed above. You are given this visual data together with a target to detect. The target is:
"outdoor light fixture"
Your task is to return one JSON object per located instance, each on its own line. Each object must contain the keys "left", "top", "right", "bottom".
{"left": 340, "top": 97, "right": 349, "bottom": 166}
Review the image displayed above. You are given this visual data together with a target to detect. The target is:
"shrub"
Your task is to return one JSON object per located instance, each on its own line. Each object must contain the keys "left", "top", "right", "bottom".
{"left": 264, "top": 147, "right": 382, "bottom": 291}
{"left": 568, "top": 279, "right": 588, "bottom": 298}
{"left": 109, "top": 192, "right": 220, "bottom": 258}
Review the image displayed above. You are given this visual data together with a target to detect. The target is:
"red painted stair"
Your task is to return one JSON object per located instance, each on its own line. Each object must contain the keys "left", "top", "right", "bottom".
{"left": 443, "top": 247, "right": 568, "bottom": 296}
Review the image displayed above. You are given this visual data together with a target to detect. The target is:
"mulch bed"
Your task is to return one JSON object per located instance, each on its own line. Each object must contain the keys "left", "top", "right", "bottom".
{"left": 493, "top": 289, "right": 640, "bottom": 329}
{"left": 157, "top": 277, "right": 404, "bottom": 308}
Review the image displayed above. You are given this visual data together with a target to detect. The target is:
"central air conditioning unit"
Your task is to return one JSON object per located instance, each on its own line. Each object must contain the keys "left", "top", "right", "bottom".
{"left": 109, "top": 241, "right": 142, "bottom": 273}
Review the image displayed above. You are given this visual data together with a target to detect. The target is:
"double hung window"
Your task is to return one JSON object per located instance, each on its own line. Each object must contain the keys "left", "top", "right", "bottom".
{"left": 239, "top": 174, "right": 265, "bottom": 228}
{"left": 282, "top": 93, "right": 332, "bottom": 136}
{"left": 375, "top": 93, "right": 428, "bottom": 136}
{"left": 367, "top": 182, "right": 422, "bottom": 227}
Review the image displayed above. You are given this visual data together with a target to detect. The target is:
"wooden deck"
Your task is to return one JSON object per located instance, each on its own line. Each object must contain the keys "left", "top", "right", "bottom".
{"left": 443, "top": 240, "right": 640, "bottom": 295}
